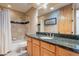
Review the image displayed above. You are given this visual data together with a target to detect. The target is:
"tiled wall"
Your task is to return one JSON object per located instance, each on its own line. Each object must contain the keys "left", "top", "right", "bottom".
{"left": 25, "top": 7, "right": 38, "bottom": 34}
{"left": 10, "top": 10, "right": 27, "bottom": 41}
{"left": 11, "top": 23, "right": 26, "bottom": 41}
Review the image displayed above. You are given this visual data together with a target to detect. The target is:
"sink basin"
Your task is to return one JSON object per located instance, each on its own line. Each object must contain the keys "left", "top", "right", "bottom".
{"left": 40, "top": 37, "right": 53, "bottom": 39}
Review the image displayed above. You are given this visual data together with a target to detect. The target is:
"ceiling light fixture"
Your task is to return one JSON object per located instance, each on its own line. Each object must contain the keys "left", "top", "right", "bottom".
{"left": 38, "top": 3, "right": 48, "bottom": 9}
{"left": 50, "top": 7, "right": 54, "bottom": 10}
{"left": 8, "top": 5, "right": 12, "bottom": 8}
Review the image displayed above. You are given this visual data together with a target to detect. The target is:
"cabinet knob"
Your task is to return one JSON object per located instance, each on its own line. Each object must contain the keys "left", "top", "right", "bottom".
{"left": 71, "top": 32, "right": 73, "bottom": 33}
{"left": 71, "top": 20, "right": 73, "bottom": 22}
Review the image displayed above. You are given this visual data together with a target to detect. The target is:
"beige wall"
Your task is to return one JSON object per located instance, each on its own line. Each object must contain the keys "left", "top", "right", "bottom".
{"left": 25, "top": 7, "right": 38, "bottom": 34}
{"left": 10, "top": 10, "right": 25, "bottom": 21}
{"left": 39, "top": 10, "right": 60, "bottom": 33}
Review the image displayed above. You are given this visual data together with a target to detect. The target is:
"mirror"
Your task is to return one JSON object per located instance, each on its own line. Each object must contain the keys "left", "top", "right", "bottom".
{"left": 38, "top": 3, "right": 78, "bottom": 35}
{"left": 38, "top": 3, "right": 61, "bottom": 33}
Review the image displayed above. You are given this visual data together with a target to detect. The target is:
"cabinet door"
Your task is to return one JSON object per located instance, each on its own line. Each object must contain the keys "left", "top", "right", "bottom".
{"left": 58, "top": 8, "right": 64, "bottom": 34}
{"left": 32, "top": 44, "right": 40, "bottom": 56}
{"left": 27, "top": 37, "right": 32, "bottom": 56}
{"left": 58, "top": 4, "right": 73, "bottom": 34}
{"left": 41, "top": 48, "right": 55, "bottom": 56}
{"left": 32, "top": 39, "right": 40, "bottom": 45}
{"left": 41, "top": 41, "right": 56, "bottom": 53}
{"left": 27, "top": 40, "right": 32, "bottom": 56}
{"left": 56, "top": 46, "right": 79, "bottom": 56}
{"left": 63, "top": 4, "right": 72, "bottom": 34}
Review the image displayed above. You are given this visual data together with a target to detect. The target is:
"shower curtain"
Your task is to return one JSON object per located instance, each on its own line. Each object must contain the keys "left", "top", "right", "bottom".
{"left": 0, "top": 9, "right": 12, "bottom": 55}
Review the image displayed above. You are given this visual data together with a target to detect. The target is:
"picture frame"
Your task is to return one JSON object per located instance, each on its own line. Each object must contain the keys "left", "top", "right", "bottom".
{"left": 44, "top": 18, "right": 57, "bottom": 25}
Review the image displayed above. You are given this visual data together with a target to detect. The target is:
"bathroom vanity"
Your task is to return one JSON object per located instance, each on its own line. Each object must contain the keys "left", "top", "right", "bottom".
{"left": 26, "top": 33, "right": 79, "bottom": 56}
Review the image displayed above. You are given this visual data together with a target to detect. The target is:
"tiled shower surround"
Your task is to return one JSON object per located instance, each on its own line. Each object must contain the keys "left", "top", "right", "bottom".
{"left": 11, "top": 23, "right": 26, "bottom": 41}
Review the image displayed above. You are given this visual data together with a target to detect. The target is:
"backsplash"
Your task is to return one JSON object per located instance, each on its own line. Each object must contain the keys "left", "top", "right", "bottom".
{"left": 36, "top": 32, "right": 79, "bottom": 40}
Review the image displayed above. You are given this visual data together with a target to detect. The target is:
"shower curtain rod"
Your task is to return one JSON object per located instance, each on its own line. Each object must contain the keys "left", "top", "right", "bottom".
{"left": 11, "top": 21, "right": 29, "bottom": 24}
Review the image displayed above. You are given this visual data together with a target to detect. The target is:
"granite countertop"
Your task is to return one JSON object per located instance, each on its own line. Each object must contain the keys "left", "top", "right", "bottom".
{"left": 26, "top": 34, "right": 79, "bottom": 53}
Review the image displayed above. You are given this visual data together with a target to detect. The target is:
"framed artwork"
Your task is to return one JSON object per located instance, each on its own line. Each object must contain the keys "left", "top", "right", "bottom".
{"left": 44, "top": 18, "right": 57, "bottom": 25}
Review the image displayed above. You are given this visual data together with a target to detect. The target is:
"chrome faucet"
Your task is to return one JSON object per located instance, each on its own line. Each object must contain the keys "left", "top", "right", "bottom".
{"left": 49, "top": 33, "right": 51, "bottom": 37}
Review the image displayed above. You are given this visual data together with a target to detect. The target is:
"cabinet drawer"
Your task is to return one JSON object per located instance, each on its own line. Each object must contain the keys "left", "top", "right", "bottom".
{"left": 41, "top": 48, "right": 55, "bottom": 56}
{"left": 32, "top": 39, "right": 40, "bottom": 45}
{"left": 41, "top": 41, "right": 56, "bottom": 53}
{"left": 32, "top": 44, "right": 40, "bottom": 56}
{"left": 41, "top": 41, "right": 49, "bottom": 49}
{"left": 49, "top": 44, "right": 56, "bottom": 53}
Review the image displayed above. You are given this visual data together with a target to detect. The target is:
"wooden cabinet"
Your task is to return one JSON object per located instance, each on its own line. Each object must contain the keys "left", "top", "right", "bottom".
{"left": 27, "top": 37, "right": 32, "bottom": 56}
{"left": 56, "top": 46, "right": 79, "bottom": 56}
{"left": 41, "top": 41, "right": 50, "bottom": 49}
{"left": 41, "top": 48, "right": 55, "bottom": 56}
{"left": 27, "top": 38, "right": 40, "bottom": 56}
{"left": 58, "top": 7, "right": 64, "bottom": 33}
{"left": 41, "top": 41, "right": 56, "bottom": 53}
{"left": 40, "top": 41, "right": 56, "bottom": 56}
{"left": 32, "top": 39, "right": 40, "bottom": 45}
{"left": 58, "top": 4, "right": 73, "bottom": 34}
{"left": 27, "top": 37, "right": 79, "bottom": 56}
{"left": 32, "top": 39, "right": 40, "bottom": 56}
{"left": 32, "top": 44, "right": 40, "bottom": 56}
{"left": 49, "top": 44, "right": 56, "bottom": 53}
